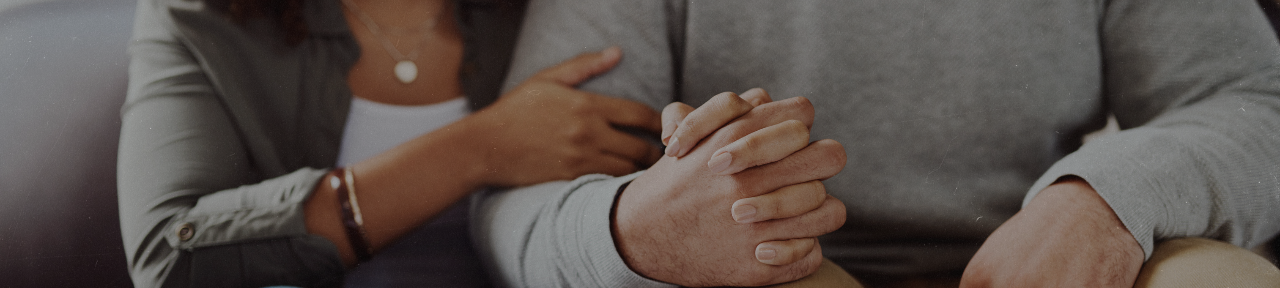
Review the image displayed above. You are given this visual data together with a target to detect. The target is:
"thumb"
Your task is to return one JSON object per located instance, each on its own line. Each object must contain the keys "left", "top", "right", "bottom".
{"left": 532, "top": 46, "right": 622, "bottom": 86}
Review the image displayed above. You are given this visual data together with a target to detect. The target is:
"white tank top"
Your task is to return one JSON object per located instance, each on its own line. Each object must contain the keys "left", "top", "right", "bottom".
{"left": 336, "top": 96, "right": 469, "bottom": 166}
{"left": 336, "top": 96, "right": 489, "bottom": 286}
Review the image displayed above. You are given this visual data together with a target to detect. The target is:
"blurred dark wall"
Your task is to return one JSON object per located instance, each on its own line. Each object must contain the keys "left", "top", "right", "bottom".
{"left": 1262, "top": 0, "right": 1280, "bottom": 40}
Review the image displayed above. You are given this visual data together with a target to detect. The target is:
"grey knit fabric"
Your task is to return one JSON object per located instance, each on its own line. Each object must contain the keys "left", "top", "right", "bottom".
{"left": 475, "top": 0, "right": 1280, "bottom": 284}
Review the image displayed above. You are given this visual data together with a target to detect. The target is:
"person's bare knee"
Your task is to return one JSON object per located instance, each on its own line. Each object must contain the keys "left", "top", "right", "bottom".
{"left": 1134, "top": 238, "right": 1280, "bottom": 288}
{"left": 764, "top": 258, "right": 864, "bottom": 288}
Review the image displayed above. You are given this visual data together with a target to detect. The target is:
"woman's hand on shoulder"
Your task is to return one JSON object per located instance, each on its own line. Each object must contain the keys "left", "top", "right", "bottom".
{"left": 464, "top": 47, "right": 662, "bottom": 187}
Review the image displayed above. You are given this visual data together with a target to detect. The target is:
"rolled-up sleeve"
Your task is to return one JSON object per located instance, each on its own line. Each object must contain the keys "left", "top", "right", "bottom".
{"left": 117, "top": 0, "right": 343, "bottom": 287}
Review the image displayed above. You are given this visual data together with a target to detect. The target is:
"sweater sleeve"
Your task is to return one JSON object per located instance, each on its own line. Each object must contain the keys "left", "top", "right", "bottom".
{"left": 471, "top": 174, "right": 672, "bottom": 288}
{"left": 500, "top": 0, "right": 683, "bottom": 110}
{"left": 470, "top": 0, "right": 683, "bottom": 286}
{"left": 117, "top": 0, "right": 343, "bottom": 287}
{"left": 1023, "top": 0, "right": 1280, "bottom": 259}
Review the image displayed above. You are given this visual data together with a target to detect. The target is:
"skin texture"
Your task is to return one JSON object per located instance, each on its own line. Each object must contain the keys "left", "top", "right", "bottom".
{"left": 960, "top": 177, "right": 1145, "bottom": 287}
{"left": 659, "top": 89, "right": 1145, "bottom": 286}
{"left": 466, "top": 47, "right": 664, "bottom": 186}
{"left": 661, "top": 89, "right": 831, "bottom": 265}
{"left": 616, "top": 96, "right": 848, "bottom": 287}
{"left": 306, "top": 44, "right": 661, "bottom": 265}
{"left": 343, "top": 0, "right": 463, "bottom": 106}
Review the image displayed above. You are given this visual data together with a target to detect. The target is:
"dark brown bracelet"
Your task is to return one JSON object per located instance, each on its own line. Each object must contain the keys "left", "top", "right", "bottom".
{"left": 331, "top": 167, "right": 373, "bottom": 263}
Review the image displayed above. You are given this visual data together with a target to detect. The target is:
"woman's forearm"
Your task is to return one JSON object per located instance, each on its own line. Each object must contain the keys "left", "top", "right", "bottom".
{"left": 303, "top": 46, "right": 666, "bottom": 267}
{"left": 304, "top": 118, "right": 488, "bottom": 267}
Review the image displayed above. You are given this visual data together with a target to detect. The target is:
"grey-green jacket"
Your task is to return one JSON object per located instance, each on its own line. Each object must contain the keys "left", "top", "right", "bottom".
{"left": 117, "top": 0, "right": 524, "bottom": 286}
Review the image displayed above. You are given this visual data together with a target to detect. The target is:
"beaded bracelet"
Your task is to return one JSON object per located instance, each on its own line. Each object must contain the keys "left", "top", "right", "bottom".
{"left": 331, "top": 167, "right": 373, "bottom": 262}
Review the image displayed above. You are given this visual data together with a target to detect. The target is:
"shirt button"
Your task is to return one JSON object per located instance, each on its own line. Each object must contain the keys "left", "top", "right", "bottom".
{"left": 177, "top": 223, "right": 195, "bottom": 241}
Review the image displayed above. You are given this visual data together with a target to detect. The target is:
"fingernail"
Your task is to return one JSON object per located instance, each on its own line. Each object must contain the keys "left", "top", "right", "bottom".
{"left": 661, "top": 122, "right": 677, "bottom": 145}
{"left": 708, "top": 152, "right": 733, "bottom": 174}
{"left": 733, "top": 204, "right": 757, "bottom": 223}
{"left": 756, "top": 246, "right": 777, "bottom": 261}
{"left": 665, "top": 136, "right": 680, "bottom": 157}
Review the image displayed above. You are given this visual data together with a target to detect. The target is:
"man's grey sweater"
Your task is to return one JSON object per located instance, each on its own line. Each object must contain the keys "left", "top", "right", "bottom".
{"left": 473, "top": 0, "right": 1280, "bottom": 286}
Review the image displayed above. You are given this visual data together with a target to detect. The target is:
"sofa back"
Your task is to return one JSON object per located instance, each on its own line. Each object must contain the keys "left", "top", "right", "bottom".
{"left": 0, "top": 0, "right": 135, "bottom": 286}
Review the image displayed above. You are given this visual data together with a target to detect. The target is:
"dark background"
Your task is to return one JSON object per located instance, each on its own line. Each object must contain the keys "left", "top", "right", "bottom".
{"left": 0, "top": 0, "right": 1276, "bottom": 287}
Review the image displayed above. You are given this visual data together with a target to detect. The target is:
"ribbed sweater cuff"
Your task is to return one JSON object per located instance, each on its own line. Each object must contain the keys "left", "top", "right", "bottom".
{"left": 1023, "top": 132, "right": 1180, "bottom": 260}
{"left": 561, "top": 172, "right": 676, "bottom": 288}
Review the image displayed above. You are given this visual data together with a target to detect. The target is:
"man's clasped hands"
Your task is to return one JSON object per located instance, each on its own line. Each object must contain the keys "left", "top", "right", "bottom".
{"left": 614, "top": 88, "right": 847, "bottom": 287}
{"left": 609, "top": 85, "right": 1147, "bottom": 288}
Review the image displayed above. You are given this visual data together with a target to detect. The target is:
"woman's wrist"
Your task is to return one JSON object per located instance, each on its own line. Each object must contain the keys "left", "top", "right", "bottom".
{"left": 331, "top": 167, "right": 374, "bottom": 263}
{"left": 303, "top": 170, "right": 359, "bottom": 267}
{"left": 331, "top": 120, "right": 492, "bottom": 251}
{"left": 427, "top": 115, "right": 496, "bottom": 189}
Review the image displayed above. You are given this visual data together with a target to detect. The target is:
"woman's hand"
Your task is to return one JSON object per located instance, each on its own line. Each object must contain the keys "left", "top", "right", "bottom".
{"left": 309, "top": 47, "right": 658, "bottom": 266}
{"left": 463, "top": 47, "right": 663, "bottom": 187}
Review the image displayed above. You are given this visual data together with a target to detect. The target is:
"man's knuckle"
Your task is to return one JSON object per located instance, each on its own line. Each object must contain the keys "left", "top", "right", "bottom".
{"left": 722, "top": 124, "right": 749, "bottom": 140}
{"left": 815, "top": 141, "right": 847, "bottom": 168}
{"left": 779, "top": 118, "right": 801, "bottom": 132}
{"left": 710, "top": 92, "right": 747, "bottom": 113}
{"left": 711, "top": 91, "right": 736, "bottom": 104}
{"left": 728, "top": 95, "right": 753, "bottom": 111}
{"left": 799, "top": 182, "right": 826, "bottom": 207}
{"left": 813, "top": 152, "right": 841, "bottom": 173}
{"left": 739, "top": 135, "right": 762, "bottom": 153}
{"left": 790, "top": 96, "right": 815, "bottom": 115}
{"left": 813, "top": 188, "right": 832, "bottom": 208}
{"left": 675, "top": 120, "right": 699, "bottom": 137}
{"left": 760, "top": 195, "right": 784, "bottom": 218}
{"left": 808, "top": 181, "right": 827, "bottom": 195}
{"left": 822, "top": 198, "right": 847, "bottom": 230}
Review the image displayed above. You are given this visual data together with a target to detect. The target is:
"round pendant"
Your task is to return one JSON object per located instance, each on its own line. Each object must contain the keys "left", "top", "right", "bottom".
{"left": 393, "top": 60, "right": 418, "bottom": 84}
